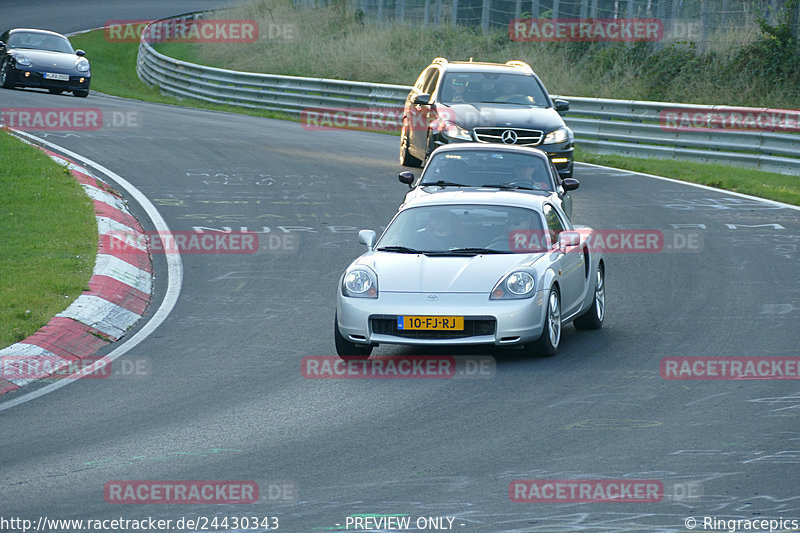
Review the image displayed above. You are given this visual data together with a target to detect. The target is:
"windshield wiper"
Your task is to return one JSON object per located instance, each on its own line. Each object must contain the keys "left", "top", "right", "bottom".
{"left": 437, "top": 247, "right": 513, "bottom": 255}
{"left": 420, "top": 180, "right": 468, "bottom": 187}
{"left": 376, "top": 246, "right": 422, "bottom": 254}
{"left": 481, "top": 183, "right": 541, "bottom": 191}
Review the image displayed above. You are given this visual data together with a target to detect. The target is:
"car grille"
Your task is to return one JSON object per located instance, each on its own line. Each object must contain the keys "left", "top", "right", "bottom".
{"left": 370, "top": 315, "right": 496, "bottom": 339}
{"left": 473, "top": 127, "right": 544, "bottom": 146}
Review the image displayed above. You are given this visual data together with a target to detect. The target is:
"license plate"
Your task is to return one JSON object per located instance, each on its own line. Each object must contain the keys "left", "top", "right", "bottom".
{"left": 44, "top": 72, "right": 70, "bottom": 81}
{"left": 397, "top": 316, "right": 464, "bottom": 331}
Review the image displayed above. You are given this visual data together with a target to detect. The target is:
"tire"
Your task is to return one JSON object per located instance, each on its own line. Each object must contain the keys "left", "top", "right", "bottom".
{"left": 1, "top": 59, "right": 15, "bottom": 89}
{"left": 73, "top": 89, "right": 89, "bottom": 98}
{"left": 424, "top": 132, "right": 436, "bottom": 163}
{"left": 526, "top": 287, "right": 561, "bottom": 357}
{"left": 334, "top": 311, "right": 372, "bottom": 360}
{"left": 399, "top": 118, "right": 423, "bottom": 167}
{"left": 574, "top": 262, "right": 605, "bottom": 330}
{"left": 49, "top": 89, "right": 63, "bottom": 94}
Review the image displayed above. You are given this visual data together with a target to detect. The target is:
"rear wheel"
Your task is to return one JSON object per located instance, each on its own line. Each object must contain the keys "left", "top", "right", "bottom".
{"left": 574, "top": 262, "right": 605, "bottom": 330}
{"left": 334, "top": 311, "right": 372, "bottom": 360}
{"left": 1, "top": 59, "right": 15, "bottom": 88}
{"left": 399, "top": 118, "right": 423, "bottom": 167}
{"left": 526, "top": 287, "right": 561, "bottom": 357}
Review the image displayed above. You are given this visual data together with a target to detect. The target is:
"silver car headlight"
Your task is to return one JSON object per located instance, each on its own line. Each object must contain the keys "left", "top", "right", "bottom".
{"left": 342, "top": 267, "right": 378, "bottom": 298}
{"left": 543, "top": 127, "right": 570, "bottom": 144}
{"left": 15, "top": 54, "right": 32, "bottom": 67}
{"left": 76, "top": 58, "right": 90, "bottom": 72}
{"left": 441, "top": 121, "right": 472, "bottom": 141}
{"left": 490, "top": 271, "right": 535, "bottom": 300}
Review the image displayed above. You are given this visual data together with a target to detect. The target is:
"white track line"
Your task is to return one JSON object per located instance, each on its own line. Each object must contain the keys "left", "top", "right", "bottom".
{"left": 577, "top": 161, "right": 800, "bottom": 212}
{"left": 0, "top": 131, "right": 183, "bottom": 412}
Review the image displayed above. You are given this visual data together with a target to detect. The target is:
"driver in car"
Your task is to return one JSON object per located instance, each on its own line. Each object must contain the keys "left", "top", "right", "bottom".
{"left": 509, "top": 162, "right": 551, "bottom": 191}
{"left": 504, "top": 210, "right": 546, "bottom": 252}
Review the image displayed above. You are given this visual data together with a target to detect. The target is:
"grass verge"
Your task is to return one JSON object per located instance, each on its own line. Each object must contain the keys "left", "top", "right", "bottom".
{"left": 0, "top": 130, "right": 97, "bottom": 347}
{"left": 69, "top": 26, "right": 800, "bottom": 207}
{"left": 574, "top": 146, "right": 800, "bottom": 206}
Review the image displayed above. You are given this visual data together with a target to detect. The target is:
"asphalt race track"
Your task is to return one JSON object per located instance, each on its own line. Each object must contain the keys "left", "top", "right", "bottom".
{"left": 1, "top": 3, "right": 799, "bottom": 531}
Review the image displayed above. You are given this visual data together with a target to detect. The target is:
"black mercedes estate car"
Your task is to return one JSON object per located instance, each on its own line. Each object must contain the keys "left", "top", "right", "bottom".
{"left": 399, "top": 58, "right": 574, "bottom": 177}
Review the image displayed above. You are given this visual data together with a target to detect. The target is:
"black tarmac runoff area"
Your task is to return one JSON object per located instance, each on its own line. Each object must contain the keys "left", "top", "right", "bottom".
{"left": 1, "top": 2, "right": 799, "bottom": 532}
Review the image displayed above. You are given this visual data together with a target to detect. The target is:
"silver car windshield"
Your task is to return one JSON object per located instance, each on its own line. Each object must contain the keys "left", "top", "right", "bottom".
{"left": 376, "top": 205, "right": 548, "bottom": 254}
{"left": 439, "top": 72, "right": 549, "bottom": 107}
{"left": 421, "top": 150, "right": 555, "bottom": 191}
{"left": 8, "top": 32, "right": 74, "bottom": 54}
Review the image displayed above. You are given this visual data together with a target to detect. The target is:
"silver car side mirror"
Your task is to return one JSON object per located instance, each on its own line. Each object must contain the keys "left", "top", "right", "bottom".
{"left": 358, "top": 229, "right": 377, "bottom": 250}
{"left": 558, "top": 231, "right": 580, "bottom": 251}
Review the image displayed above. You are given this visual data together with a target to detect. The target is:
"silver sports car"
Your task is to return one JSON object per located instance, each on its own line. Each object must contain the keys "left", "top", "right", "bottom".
{"left": 334, "top": 191, "right": 605, "bottom": 359}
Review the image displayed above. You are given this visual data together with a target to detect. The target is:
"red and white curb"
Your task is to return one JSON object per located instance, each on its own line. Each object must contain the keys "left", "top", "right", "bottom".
{"left": 0, "top": 149, "right": 153, "bottom": 394}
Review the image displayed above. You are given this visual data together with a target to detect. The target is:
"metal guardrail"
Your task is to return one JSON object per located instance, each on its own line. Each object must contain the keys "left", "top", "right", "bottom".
{"left": 136, "top": 15, "right": 800, "bottom": 176}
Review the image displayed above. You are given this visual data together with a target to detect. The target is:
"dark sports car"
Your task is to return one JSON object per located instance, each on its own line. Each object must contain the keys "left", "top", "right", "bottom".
{"left": 0, "top": 28, "right": 91, "bottom": 97}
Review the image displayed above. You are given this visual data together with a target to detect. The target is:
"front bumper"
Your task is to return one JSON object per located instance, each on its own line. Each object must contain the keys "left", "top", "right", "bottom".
{"left": 337, "top": 291, "right": 548, "bottom": 347}
{"left": 432, "top": 133, "right": 574, "bottom": 176}
{"left": 10, "top": 68, "right": 90, "bottom": 92}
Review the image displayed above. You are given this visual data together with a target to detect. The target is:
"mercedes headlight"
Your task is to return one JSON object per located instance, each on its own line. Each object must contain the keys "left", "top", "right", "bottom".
{"left": 490, "top": 271, "right": 535, "bottom": 300}
{"left": 543, "top": 127, "right": 571, "bottom": 144}
{"left": 440, "top": 121, "right": 472, "bottom": 141}
{"left": 342, "top": 267, "right": 378, "bottom": 298}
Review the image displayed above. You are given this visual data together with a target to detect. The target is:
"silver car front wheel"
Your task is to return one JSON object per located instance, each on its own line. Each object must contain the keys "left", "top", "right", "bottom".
{"left": 574, "top": 262, "right": 605, "bottom": 330}
{"left": 527, "top": 287, "right": 561, "bottom": 357}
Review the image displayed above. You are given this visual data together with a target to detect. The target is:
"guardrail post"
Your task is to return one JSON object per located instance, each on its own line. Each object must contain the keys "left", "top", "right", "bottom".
{"left": 626, "top": 0, "right": 635, "bottom": 19}
{"left": 552, "top": 0, "right": 560, "bottom": 19}
{"left": 424, "top": 0, "right": 430, "bottom": 25}
{"left": 531, "top": 0, "right": 539, "bottom": 17}
{"left": 793, "top": 0, "right": 800, "bottom": 39}
{"left": 481, "top": 0, "right": 490, "bottom": 31}
{"left": 434, "top": 0, "right": 442, "bottom": 25}
{"left": 670, "top": 0, "right": 680, "bottom": 38}
{"left": 699, "top": 0, "right": 710, "bottom": 53}
{"left": 515, "top": 0, "right": 521, "bottom": 20}
{"left": 377, "top": 0, "right": 384, "bottom": 23}
{"left": 451, "top": 0, "right": 458, "bottom": 26}
{"left": 396, "top": 0, "right": 405, "bottom": 22}
{"left": 590, "top": 0, "right": 598, "bottom": 18}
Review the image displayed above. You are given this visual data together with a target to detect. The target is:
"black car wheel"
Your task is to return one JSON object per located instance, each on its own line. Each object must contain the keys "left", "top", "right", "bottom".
{"left": 49, "top": 89, "right": 63, "bottom": 95}
{"left": 334, "top": 311, "right": 372, "bottom": 360}
{"left": 1, "top": 59, "right": 15, "bottom": 89}
{"left": 399, "top": 118, "right": 423, "bottom": 167}
{"left": 73, "top": 89, "right": 89, "bottom": 98}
